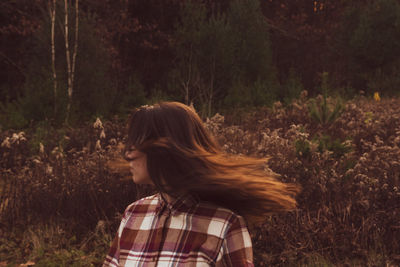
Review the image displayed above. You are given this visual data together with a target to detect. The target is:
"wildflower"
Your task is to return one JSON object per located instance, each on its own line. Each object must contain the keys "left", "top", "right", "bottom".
{"left": 273, "top": 101, "right": 282, "bottom": 110}
{"left": 394, "top": 136, "right": 400, "bottom": 144}
{"left": 18, "top": 131, "right": 26, "bottom": 142}
{"left": 1, "top": 137, "right": 10, "bottom": 148}
{"left": 93, "top": 117, "right": 103, "bottom": 129}
{"left": 9, "top": 132, "right": 26, "bottom": 145}
{"left": 51, "top": 146, "right": 64, "bottom": 159}
{"left": 364, "top": 112, "right": 373, "bottom": 124}
{"left": 46, "top": 165, "right": 53, "bottom": 175}
{"left": 211, "top": 113, "right": 224, "bottom": 124}
{"left": 374, "top": 92, "right": 380, "bottom": 101}
{"left": 39, "top": 143, "right": 44, "bottom": 154}
{"left": 11, "top": 133, "right": 19, "bottom": 143}
{"left": 96, "top": 220, "right": 106, "bottom": 234}
{"left": 51, "top": 146, "right": 59, "bottom": 155}
{"left": 343, "top": 140, "right": 352, "bottom": 146}
{"left": 189, "top": 102, "right": 196, "bottom": 112}
{"left": 95, "top": 139, "right": 102, "bottom": 151}
{"left": 292, "top": 102, "right": 302, "bottom": 110}
{"left": 109, "top": 138, "right": 117, "bottom": 146}
{"left": 100, "top": 129, "right": 106, "bottom": 139}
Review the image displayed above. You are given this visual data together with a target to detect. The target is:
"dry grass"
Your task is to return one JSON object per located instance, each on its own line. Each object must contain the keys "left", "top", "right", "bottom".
{"left": 1, "top": 93, "right": 399, "bottom": 266}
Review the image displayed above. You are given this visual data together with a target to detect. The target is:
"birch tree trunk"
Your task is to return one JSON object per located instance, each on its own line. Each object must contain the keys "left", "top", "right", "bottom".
{"left": 72, "top": 0, "right": 78, "bottom": 94}
{"left": 64, "top": 0, "right": 78, "bottom": 124}
{"left": 49, "top": 0, "right": 57, "bottom": 115}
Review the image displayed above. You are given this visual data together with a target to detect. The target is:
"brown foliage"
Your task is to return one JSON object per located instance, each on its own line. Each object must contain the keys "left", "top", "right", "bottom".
{"left": 207, "top": 95, "right": 400, "bottom": 265}
{"left": 1, "top": 95, "right": 399, "bottom": 265}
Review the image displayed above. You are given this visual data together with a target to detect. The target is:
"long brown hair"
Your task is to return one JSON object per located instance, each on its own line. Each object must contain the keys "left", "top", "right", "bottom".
{"left": 118, "top": 102, "right": 299, "bottom": 224}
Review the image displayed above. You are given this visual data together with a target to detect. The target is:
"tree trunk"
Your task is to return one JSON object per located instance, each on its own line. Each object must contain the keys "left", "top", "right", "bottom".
{"left": 64, "top": 0, "right": 78, "bottom": 124}
{"left": 64, "top": 0, "right": 71, "bottom": 123}
{"left": 49, "top": 0, "right": 57, "bottom": 115}
{"left": 72, "top": 0, "right": 78, "bottom": 93}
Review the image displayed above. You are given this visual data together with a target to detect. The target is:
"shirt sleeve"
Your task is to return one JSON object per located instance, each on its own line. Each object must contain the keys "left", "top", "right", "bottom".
{"left": 215, "top": 215, "right": 254, "bottom": 267}
{"left": 102, "top": 211, "right": 130, "bottom": 267}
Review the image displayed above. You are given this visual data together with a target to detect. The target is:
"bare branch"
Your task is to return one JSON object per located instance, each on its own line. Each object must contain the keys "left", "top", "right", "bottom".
{"left": 264, "top": 17, "right": 300, "bottom": 40}
{"left": 0, "top": 51, "right": 27, "bottom": 78}
{"left": 71, "top": 0, "right": 78, "bottom": 88}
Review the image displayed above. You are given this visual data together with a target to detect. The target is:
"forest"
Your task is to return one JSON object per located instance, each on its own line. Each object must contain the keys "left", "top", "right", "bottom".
{"left": 1, "top": 0, "right": 400, "bottom": 266}
{"left": 1, "top": 0, "right": 399, "bottom": 126}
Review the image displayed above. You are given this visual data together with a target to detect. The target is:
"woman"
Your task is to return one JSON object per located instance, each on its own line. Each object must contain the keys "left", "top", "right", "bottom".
{"left": 103, "top": 102, "right": 299, "bottom": 267}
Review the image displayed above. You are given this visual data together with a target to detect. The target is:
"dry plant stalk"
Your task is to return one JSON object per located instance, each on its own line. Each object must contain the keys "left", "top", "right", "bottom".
{"left": 1, "top": 96, "right": 399, "bottom": 265}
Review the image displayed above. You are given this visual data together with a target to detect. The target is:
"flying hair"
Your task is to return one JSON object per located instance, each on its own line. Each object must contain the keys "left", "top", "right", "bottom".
{"left": 112, "top": 101, "right": 300, "bottom": 225}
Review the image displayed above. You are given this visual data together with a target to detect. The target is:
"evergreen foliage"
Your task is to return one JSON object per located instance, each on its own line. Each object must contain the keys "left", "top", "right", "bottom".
{"left": 282, "top": 68, "right": 304, "bottom": 105}
{"left": 173, "top": 0, "right": 277, "bottom": 113}
{"left": 339, "top": 0, "right": 400, "bottom": 95}
{"left": 0, "top": 5, "right": 116, "bottom": 128}
{"left": 224, "top": 0, "right": 277, "bottom": 108}
{"left": 3, "top": 0, "right": 400, "bottom": 128}
{"left": 173, "top": 0, "right": 235, "bottom": 116}
{"left": 309, "top": 72, "right": 344, "bottom": 125}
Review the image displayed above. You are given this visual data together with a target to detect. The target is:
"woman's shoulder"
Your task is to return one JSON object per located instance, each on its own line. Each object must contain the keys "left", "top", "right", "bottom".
{"left": 185, "top": 200, "right": 248, "bottom": 240}
{"left": 195, "top": 199, "right": 243, "bottom": 224}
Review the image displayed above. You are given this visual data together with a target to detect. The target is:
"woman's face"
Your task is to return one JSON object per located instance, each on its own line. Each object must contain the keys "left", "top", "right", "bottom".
{"left": 125, "top": 148, "right": 153, "bottom": 185}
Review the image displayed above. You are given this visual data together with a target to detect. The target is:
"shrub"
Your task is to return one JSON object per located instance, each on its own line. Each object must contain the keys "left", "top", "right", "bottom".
{"left": 209, "top": 96, "right": 400, "bottom": 265}
{"left": 339, "top": 0, "right": 400, "bottom": 95}
{"left": 1, "top": 96, "right": 400, "bottom": 266}
{"left": 308, "top": 72, "right": 344, "bottom": 127}
{"left": 0, "top": 100, "right": 28, "bottom": 129}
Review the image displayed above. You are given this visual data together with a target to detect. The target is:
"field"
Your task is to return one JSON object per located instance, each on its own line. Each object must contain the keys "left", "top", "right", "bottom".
{"left": 1, "top": 94, "right": 399, "bottom": 266}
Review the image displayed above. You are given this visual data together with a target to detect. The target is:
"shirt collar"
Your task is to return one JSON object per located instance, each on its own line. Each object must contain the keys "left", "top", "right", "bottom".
{"left": 156, "top": 193, "right": 199, "bottom": 216}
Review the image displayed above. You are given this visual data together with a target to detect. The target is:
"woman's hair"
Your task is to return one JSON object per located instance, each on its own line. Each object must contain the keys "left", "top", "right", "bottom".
{"left": 119, "top": 102, "right": 300, "bottom": 224}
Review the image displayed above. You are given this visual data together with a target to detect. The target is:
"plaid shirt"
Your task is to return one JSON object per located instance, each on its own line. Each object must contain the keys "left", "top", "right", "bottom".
{"left": 103, "top": 193, "right": 254, "bottom": 267}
